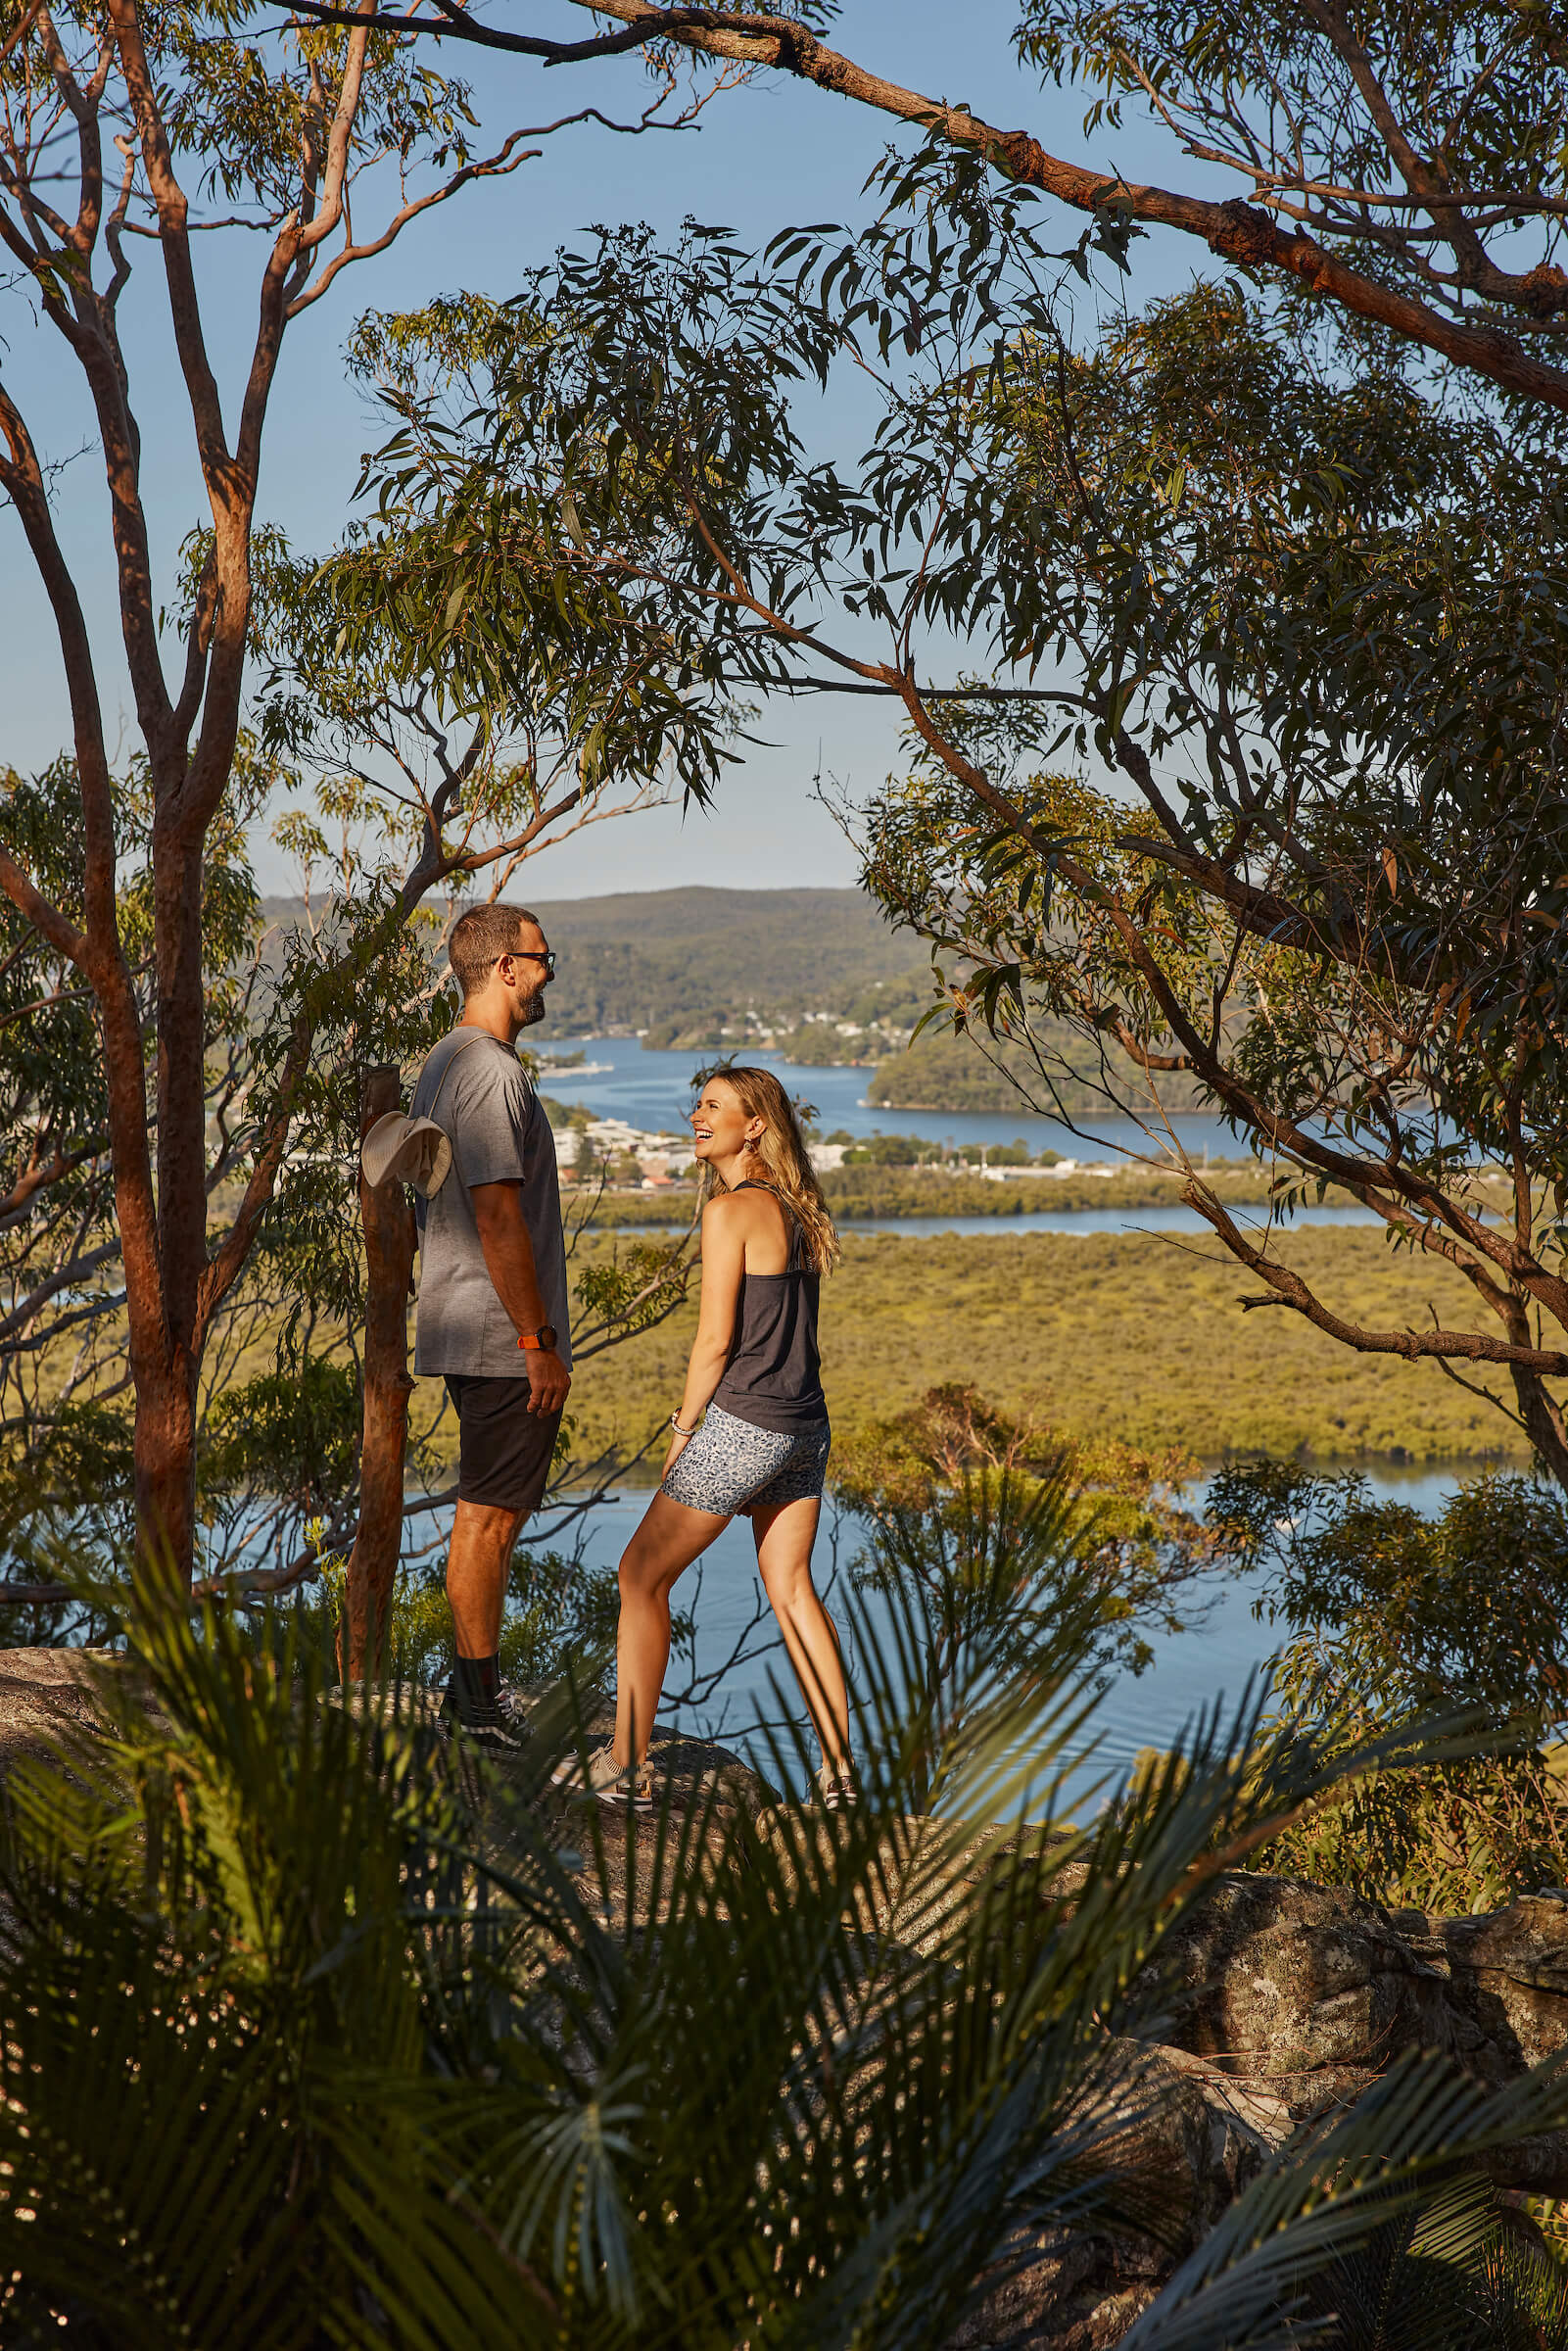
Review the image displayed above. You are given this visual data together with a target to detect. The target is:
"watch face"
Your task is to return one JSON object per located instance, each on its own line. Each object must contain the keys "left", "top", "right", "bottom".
{"left": 538, "top": 1323, "right": 557, "bottom": 1351}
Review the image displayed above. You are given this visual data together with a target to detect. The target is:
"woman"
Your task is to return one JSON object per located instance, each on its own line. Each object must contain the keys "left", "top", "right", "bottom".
{"left": 557, "top": 1066, "right": 851, "bottom": 1809}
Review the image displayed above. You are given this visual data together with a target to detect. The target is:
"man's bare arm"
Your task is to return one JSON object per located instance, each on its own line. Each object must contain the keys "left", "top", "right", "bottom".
{"left": 471, "top": 1179, "right": 571, "bottom": 1413}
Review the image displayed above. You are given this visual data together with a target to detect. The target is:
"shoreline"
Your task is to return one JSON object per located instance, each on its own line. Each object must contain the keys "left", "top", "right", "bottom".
{"left": 564, "top": 1164, "right": 1347, "bottom": 1225}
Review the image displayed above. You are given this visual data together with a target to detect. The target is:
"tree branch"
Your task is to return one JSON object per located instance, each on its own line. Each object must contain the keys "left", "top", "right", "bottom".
{"left": 284, "top": 123, "right": 540, "bottom": 316}
{"left": 273, "top": 0, "right": 1568, "bottom": 404}
{"left": 577, "top": 0, "right": 1568, "bottom": 410}
{"left": 1188, "top": 1181, "right": 1568, "bottom": 1374}
{"left": 0, "top": 1139, "right": 107, "bottom": 1229}
{"left": 106, "top": 0, "right": 231, "bottom": 487}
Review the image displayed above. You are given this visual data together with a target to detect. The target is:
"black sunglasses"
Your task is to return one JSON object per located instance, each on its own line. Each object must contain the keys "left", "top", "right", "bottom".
{"left": 499, "top": 947, "right": 556, "bottom": 977}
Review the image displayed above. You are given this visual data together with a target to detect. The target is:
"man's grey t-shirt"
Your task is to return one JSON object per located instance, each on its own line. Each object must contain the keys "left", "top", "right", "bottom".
{"left": 410, "top": 1028, "right": 572, "bottom": 1378}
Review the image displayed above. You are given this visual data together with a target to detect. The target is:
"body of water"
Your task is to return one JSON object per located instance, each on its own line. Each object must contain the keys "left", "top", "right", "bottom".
{"left": 613, "top": 1205, "right": 1380, "bottom": 1239}
{"left": 540, "top": 1032, "right": 1243, "bottom": 1162}
{"left": 543, "top": 1032, "right": 1385, "bottom": 1236}
{"left": 524, "top": 1032, "right": 1446, "bottom": 1797}
{"left": 544, "top": 1464, "right": 1465, "bottom": 1808}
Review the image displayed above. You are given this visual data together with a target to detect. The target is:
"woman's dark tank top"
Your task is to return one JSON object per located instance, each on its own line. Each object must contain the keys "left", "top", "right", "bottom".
{"left": 709, "top": 1182, "right": 828, "bottom": 1433}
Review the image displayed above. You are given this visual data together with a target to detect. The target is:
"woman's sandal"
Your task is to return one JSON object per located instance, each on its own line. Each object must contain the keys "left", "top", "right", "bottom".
{"left": 816, "top": 1762, "right": 858, "bottom": 1812}
{"left": 551, "top": 1742, "right": 656, "bottom": 1813}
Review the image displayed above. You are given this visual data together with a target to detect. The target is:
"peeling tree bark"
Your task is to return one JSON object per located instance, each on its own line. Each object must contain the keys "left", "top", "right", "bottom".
{"left": 343, "top": 1064, "right": 415, "bottom": 1681}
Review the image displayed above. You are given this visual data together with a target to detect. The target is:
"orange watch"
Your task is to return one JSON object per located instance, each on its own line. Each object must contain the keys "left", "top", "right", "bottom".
{"left": 517, "top": 1323, "right": 558, "bottom": 1352}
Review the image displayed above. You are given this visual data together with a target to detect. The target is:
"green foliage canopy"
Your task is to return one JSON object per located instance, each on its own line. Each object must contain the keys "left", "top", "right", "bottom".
{"left": 347, "top": 153, "right": 1568, "bottom": 1483}
{"left": 1214, "top": 1460, "right": 1568, "bottom": 1912}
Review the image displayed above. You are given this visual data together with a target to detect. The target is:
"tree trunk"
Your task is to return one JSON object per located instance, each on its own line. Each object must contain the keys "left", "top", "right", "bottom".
{"left": 1510, "top": 1365, "right": 1568, "bottom": 1494}
{"left": 132, "top": 1352, "right": 199, "bottom": 1587}
{"left": 343, "top": 1064, "right": 416, "bottom": 1680}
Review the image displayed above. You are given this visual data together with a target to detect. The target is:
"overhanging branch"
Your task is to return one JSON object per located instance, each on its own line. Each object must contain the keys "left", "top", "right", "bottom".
{"left": 278, "top": 0, "right": 1568, "bottom": 412}
{"left": 1187, "top": 1181, "right": 1568, "bottom": 1374}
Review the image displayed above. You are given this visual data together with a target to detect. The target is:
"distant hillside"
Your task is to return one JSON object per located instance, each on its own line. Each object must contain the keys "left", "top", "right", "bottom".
{"left": 527, "top": 888, "right": 928, "bottom": 1036}
{"left": 261, "top": 887, "right": 929, "bottom": 1036}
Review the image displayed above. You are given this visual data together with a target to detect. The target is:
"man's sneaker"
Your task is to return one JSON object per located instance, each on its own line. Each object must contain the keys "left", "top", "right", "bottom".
{"left": 550, "top": 1742, "right": 654, "bottom": 1812}
{"left": 440, "top": 1680, "right": 530, "bottom": 1755}
{"left": 492, "top": 1688, "right": 532, "bottom": 1742}
{"left": 817, "top": 1760, "right": 858, "bottom": 1812}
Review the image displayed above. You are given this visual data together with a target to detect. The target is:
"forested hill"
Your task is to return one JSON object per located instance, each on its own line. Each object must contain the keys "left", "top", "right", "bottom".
{"left": 257, "top": 885, "right": 1203, "bottom": 1112}
{"left": 261, "top": 886, "right": 929, "bottom": 1039}
{"left": 527, "top": 888, "right": 927, "bottom": 1036}
{"left": 525, "top": 887, "right": 1207, "bottom": 1112}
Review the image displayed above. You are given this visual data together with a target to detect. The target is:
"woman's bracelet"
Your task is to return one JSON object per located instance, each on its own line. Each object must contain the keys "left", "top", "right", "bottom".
{"left": 669, "top": 1411, "right": 700, "bottom": 1437}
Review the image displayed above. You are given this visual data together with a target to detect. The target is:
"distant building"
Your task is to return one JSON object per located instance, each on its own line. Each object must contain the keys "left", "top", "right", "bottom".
{"left": 553, "top": 1113, "right": 695, "bottom": 1181}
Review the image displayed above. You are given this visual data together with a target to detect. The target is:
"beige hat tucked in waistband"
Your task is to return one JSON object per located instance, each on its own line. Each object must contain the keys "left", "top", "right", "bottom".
{"left": 360, "top": 1113, "right": 452, "bottom": 1198}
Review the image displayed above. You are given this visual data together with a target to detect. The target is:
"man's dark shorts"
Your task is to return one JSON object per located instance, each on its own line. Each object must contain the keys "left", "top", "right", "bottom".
{"left": 444, "top": 1375, "right": 562, "bottom": 1512}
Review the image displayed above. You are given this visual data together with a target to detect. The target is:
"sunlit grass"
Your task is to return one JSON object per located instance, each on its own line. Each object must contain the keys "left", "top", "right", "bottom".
{"left": 557, "top": 1226, "right": 1535, "bottom": 1483}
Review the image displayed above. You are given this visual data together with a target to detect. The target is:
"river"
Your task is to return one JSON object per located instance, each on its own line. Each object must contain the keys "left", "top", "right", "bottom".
{"left": 543, "top": 1033, "right": 1383, "bottom": 1237}
{"left": 544, "top": 1464, "right": 1467, "bottom": 1812}
{"left": 616, "top": 1206, "right": 1380, "bottom": 1238}
{"left": 540, "top": 1032, "right": 1243, "bottom": 1158}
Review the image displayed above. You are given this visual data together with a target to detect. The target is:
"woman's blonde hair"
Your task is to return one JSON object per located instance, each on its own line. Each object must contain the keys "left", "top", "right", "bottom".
{"left": 694, "top": 1064, "right": 841, "bottom": 1274}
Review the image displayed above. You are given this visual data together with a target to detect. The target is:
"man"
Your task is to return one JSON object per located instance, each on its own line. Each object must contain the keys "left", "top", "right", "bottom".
{"left": 411, "top": 902, "right": 572, "bottom": 1749}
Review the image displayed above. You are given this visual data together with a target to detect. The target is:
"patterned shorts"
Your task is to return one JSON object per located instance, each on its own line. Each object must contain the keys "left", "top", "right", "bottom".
{"left": 661, "top": 1404, "right": 832, "bottom": 1517}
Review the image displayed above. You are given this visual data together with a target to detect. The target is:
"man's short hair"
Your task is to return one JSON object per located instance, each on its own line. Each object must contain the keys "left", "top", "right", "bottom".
{"left": 448, "top": 903, "right": 543, "bottom": 997}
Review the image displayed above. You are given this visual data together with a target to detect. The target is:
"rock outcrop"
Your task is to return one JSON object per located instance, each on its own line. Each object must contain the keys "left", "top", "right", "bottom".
{"left": 1139, "top": 1871, "right": 1455, "bottom": 2105}
{"left": 0, "top": 1646, "right": 112, "bottom": 1772}
{"left": 1443, "top": 1888, "right": 1568, "bottom": 2081}
{"left": 1141, "top": 1872, "right": 1568, "bottom": 2175}
{"left": 948, "top": 1873, "right": 1568, "bottom": 2345}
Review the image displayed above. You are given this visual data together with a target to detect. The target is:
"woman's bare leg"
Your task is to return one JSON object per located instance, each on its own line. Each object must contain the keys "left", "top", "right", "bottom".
{"left": 614, "top": 1489, "right": 731, "bottom": 1766}
{"left": 752, "top": 1497, "right": 850, "bottom": 1773}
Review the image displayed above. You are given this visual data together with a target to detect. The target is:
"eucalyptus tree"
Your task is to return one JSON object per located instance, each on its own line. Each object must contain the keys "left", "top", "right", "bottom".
{"left": 849, "top": 265, "right": 1568, "bottom": 1484}
{"left": 0, "top": 714, "right": 694, "bottom": 1609}
{"left": 347, "top": 150, "right": 1568, "bottom": 1482}
{"left": 0, "top": 2, "right": 752, "bottom": 1580}
{"left": 283, "top": 0, "right": 1568, "bottom": 415}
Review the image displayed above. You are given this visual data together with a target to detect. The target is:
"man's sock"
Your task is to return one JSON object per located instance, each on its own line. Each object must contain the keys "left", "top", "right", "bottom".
{"left": 452, "top": 1652, "right": 500, "bottom": 1719}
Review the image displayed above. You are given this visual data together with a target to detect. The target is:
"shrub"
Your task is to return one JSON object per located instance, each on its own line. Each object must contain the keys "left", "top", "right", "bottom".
{"left": 837, "top": 1384, "right": 1236, "bottom": 1680}
{"left": 290, "top": 1544, "right": 674, "bottom": 1693}
{"left": 5, "top": 1556, "right": 1566, "bottom": 2343}
{"left": 1211, "top": 1461, "right": 1568, "bottom": 1913}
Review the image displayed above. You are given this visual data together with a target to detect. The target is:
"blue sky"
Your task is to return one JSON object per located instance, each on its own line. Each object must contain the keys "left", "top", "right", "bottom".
{"left": 0, "top": 0, "right": 1214, "bottom": 898}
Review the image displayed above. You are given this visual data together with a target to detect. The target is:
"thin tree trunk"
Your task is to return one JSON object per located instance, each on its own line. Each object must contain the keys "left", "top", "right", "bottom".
{"left": 132, "top": 1352, "right": 198, "bottom": 1580}
{"left": 343, "top": 1064, "right": 416, "bottom": 1679}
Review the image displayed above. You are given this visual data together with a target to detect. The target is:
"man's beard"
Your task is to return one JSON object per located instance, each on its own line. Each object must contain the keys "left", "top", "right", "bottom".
{"left": 519, "top": 987, "right": 547, "bottom": 1029}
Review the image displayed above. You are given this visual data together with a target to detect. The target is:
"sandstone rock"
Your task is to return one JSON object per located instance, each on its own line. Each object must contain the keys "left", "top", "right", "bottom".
{"left": 1142, "top": 1871, "right": 1455, "bottom": 2109}
{"left": 1443, "top": 1889, "right": 1568, "bottom": 2080}
{"left": 328, "top": 1680, "right": 779, "bottom": 1826}
{"left": 754, "top": 1809, "right": 1082, "bottom": 1953}
{"left": 0, "top": 1646, "right": 117, "bottom": 1770}
{"left": 1137, "top": 1872, "right": 1568, "bottom": 2193}
{"left": 1097, "top": 2041, "right": 1297, "bottom": 2240}
{"left": 945, "top": 2229, "right": 1162, "bottom": 2351}
{"left": 944, "top": 2045, "right": 1293, "bottom": 2350}
{"left": 638, "top": 1729, "right": 777, "bottom": 1821}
